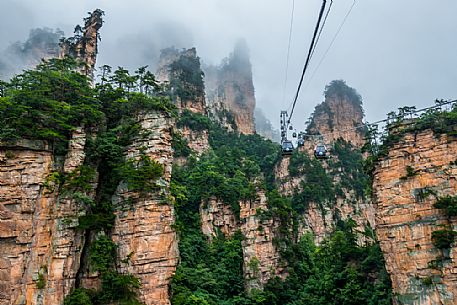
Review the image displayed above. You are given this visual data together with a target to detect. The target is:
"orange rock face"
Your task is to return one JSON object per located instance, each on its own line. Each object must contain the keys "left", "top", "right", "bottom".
{"left": 199, "top": 190, "right": 284, "bottom": 291}
{"left": 156, "top": 48, "right": 207, "bottom": 115}
{"left": 205, "top": 41, "right": 256, "bottom": 135}
{"left": 307, "top": 95, "right": 365, "bottom": 148}
{"left": 112, "top": 112, "right": 178, "bottom": 305}
{"left": 59, "top": 9, "right": 104, "bottom": 80}
{"left": 0, "top": 137, "right": 87, "bottom": 305}
{"left": 373, "top": 129, "right": 457, "bottom": 304}
{"left": 179, "top": 126, "right": 209, "bottom": 156}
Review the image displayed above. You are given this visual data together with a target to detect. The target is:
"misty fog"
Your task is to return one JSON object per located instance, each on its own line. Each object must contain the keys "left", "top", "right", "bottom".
{"left": 1, "top": 0, "right": 456, "bottom": 130}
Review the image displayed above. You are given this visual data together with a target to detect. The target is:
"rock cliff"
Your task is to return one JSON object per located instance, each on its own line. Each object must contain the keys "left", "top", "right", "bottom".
{"left": 373, "top": 127, "right": 457, "bottom": 304}
{"left": 274, "top": 82, "right": 374, "bottom": 244}
{"left": 156, "top": 47, "right": 206, "bottom": 115}
{"left": 112, "top": 112, "right": 178, "bottom": 305}
{"left": 199, "top": 190, "right": 284, "bottom": 291}
{"left": 59, "top": 9, "right": 104, "bottom": 80}
{"left": 306, "top": 80, "right": 365, "bottom": 148}
{"left": 0, "top": 135, "right": 87, "bottom": 305}
{"left": 205, "top": 40, "right": 256, "bottom": 135}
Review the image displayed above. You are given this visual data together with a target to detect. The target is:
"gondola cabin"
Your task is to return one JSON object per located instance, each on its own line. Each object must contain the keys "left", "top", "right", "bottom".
{"left": 314, "top": 144, "right": 328, "bottom": 159}
{"left": 297, "top": 138, "right": 305, "bottom": 147}
{"left": 282, "top": 140, "right": 294, "bottom": 155}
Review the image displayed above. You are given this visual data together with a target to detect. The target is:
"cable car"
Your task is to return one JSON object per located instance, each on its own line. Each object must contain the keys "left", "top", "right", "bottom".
{"left": 282, "top": 140, "right": 294, "bottom": 155}
{"left": 292, "top": 132, "right": 297, "bottom": 138}
{"left": 314, "top": 144, "right": 328, "bottom": 159}
{"left": 297, "top": 138, "right": 305, "bottom": 147}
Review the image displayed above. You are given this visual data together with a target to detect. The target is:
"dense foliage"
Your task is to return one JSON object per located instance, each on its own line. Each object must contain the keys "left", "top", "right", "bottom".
{"left": 434, "top": 196, "right": 457, "bottom": 217}
{"left": 261, "top": 226, "right": 392, "bottom": 305}
{"left": 324, "top": 80, "right": 363, "bottom": 108}
{"left": 171, "top": 121, "right": 392, "bottom": 304}
{"left": 0, "top": 58, "right": 177, "bottom": 304}
{"left": 169, "top": 51, "right": 205, "bottom": 100}
{"left": 289, "top": 151, "right": 334, "bottom": 213}
{"left": 0, "top": 57, "right": 102, "bottom": 153}
{"left": 432, "top": 229, "right": 457, "bottom": 250}
{"left": 5, "top": 59, "right": 393, "bottom": 304}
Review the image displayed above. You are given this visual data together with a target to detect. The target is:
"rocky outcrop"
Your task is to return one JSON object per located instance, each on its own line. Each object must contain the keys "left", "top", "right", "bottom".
{"left": 0, "top": 135, "right": 87, "bottom": 305}
{"left": 0, "top": 111, "right": 179, "bottom": 305}
{"left": 0, "top": 28, "right": 62, "bottom": 79}
{"left": 156, "top": 47, "right": 206, "bottom": 115}
{"left": 180, "top": 126, "right": 209, "bottom": 155}
{"left": 255, "top": 108, "right": 280, "bottom": 143}
{"left": 59, "top": 9, "right": 104, "bottom": 80}
{"left": 200, "top": 198, "right": 237, "bottom": 239}
{"left": 373, "top": 129, "right": 457, "bottom": 305}
{"left": 306, "top": 81, "right": 365, "bottom": 148}
{"left": 112, "top": 112, "right": 178, "bottom": 305}
{"left": 199, "top": 190, "right": 284, "bottom": 291}
{"left": 240, "top": 191, "right": 285, "bottom": 291}
{"left": 205, "top": 40, "right": 256, "bottom": 135}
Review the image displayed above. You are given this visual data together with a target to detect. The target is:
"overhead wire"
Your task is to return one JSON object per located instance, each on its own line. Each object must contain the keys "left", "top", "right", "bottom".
{"left": 281, "top": 0, "right": 295, "bottom": 109}
{"left": 288, "top": 0, "right": 328, "bottom": 124}
{"left": 303, "top": 0, "right": 357, "bottom": 91}
{"left": 309, "top": 0, "right": 333, "bottom": 62}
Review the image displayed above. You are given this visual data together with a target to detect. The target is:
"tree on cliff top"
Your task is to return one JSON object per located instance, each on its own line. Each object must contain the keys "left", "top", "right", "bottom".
{"left": 324, "top": 80, "right": 363, "bottom": 108}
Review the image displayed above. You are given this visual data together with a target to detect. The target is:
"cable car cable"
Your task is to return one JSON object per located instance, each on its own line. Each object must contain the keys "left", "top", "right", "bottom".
{"left": 288, "top": 0, "right": 328, "bottom": 124}
{"left": 281, "top": 0, "right": 296, "bottom": 108}
{"left": 309, "top": 0, "right": 333, "bottom": 62}
{"left": 304, "top": 0, "right": 357, "bottom": 91}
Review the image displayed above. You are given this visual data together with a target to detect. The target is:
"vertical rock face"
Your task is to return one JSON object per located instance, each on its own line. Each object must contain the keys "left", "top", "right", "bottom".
{"left": 373, "top": 129, "right": 457, "bottom": 304}
{"left": 254, "top": 108, "right": 280, "bottom": 143}
{"left": 0, "top": 28, "right": 63, "bottom": 79}
{"left": 240, "top": 191, "right": 285, "bottom": 291}
{"left": 0, "top": 136, "right": 87, "bottom": 305}
{"left": 112, "top": 112, "right": 178, "bottom": 305}
{"left": 59, "top": 9, "right": 104, "bottom": 80}
{"left": 200, "top": 198, "right": 237, "bottom": 239}
{"left": 205, "top": 40, "right": 256, "bottom": 135}
{"left": 156, "top": 48, "right": 210, "bottom": 155}
{"left": 306, "top": 80, "right": 365, "bottom": 148}
{"left": 156, "top": 47, "right": 206, "bottom": 115}
{"left": 199, "top": 190, "right": 284, "bottom": 291}
{"left": 179, "top": 126, "right": 210, "bottom": 154}
{"left": 274, "top": 157, "right": 375, "bottom": 244}
{"left": 275, "top": 87, "right": 374, "bottom": 244}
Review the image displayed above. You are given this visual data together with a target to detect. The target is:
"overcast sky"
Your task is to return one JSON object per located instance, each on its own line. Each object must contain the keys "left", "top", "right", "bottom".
{"left": 1, "top": 0, "right": 456, "bottom": 129}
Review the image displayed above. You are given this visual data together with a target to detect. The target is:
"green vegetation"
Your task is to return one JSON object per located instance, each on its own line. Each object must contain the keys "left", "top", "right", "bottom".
{"left": 0, "top": 57, "right": 102, "bottom": 153}
{"left": 261, "top": 227, "right": 392, "bottom": 305}
{"left": 171, "top": 121, "right": 391, "bottom": 304}
{"left": 434, "top": 196, "right": 457, "bottom": 216}
{"left": 177, "top": 109, "right": 211, "bottom": 131}
{"left": 8, "top": 59, "right": 393, "bottom": 304}
{"left": 366, "top": 101, "right": 457, "bottom": 165}
{"left": 289, "top": 151, "right": 334, "bottom": 213}
{"left": 324, "top": 80, "right": 363, "bottom": 108}
{"left": 0, "top": 58, "right": 175, "bottom": 304}
{"left": 172, "top": 131, "right": 192, "bottom": 158}
{"left": 331, "top": 139, "right": 370, "bottom": 199}
{"left": 120, "top": 151, "right": 164, "bottom": 194}
{"left": 169, "top": 51, "right": 205, "bottom": 100}
{"left": 36, "top": 273, "right": 46, "bottom": 289}
{"left": 288, "top": 139, "right": 369, "bottom": 215}
{"left": 432, "top": 229, "right": 457, "bottom": 250}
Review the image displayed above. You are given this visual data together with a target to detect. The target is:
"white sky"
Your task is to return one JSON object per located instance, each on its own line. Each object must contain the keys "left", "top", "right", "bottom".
{"left": 1, "top": 0, "right": 456, "bottom": 129}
